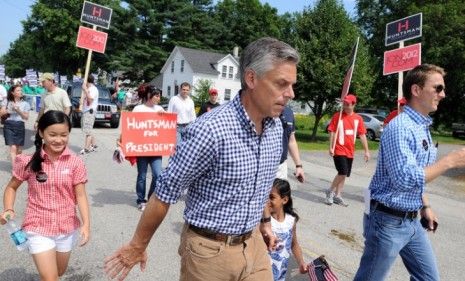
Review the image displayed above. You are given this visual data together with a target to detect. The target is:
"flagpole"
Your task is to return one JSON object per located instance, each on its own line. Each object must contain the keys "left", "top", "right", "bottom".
{"left": 331, "top": 37, "right": 360, "bottom": 154}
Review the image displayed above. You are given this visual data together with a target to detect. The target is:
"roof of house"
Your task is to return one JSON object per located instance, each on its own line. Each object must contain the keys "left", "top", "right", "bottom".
{"left": 149, "top": 74, "right": 163, "bottom": 89}
{"left": 177, "top": 46, "right": 227, "bottom": 75}
{"left": 160, "top": 45, "right": 240, "bottom": 77}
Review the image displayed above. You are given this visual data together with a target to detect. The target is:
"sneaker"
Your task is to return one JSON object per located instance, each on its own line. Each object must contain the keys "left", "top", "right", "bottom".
{"left": 91, "top": 144, "right": 98, "bottom": 151}
{"left": 137, "top": 203, "right": 146, "bottom": 211}
{"left": 79, "top": 148, "right": 91, "bottom": 155}
{"left": 325, "top": 190, "right": 335, "bottom": 205}
{"left": 333, "top": 196, "right": 349, "bottom": 207}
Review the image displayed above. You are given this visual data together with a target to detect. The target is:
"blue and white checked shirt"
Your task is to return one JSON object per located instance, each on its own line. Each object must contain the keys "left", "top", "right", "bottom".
{"left": 155, "top": 92, "right": 283, "bottom": 235}
{"left": 370, "top": 106, "right": 437, "bottom": 211}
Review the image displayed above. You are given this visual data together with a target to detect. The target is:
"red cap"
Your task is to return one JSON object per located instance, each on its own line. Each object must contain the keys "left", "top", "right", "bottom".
{"left": 398, "top": 97, "right": 407, "bottom": 106}
{"left": 208, "top": 88, "right": 218, "bottom": 96}
{"left": 343, "top": 94, "right": 357, "bottom": 104}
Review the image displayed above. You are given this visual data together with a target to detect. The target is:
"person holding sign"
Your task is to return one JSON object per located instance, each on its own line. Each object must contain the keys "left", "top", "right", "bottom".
{"left": 104, "top": 37, "right": 299, "bottom": 280}
{"left": 117, "top": 84, "right": 165, "bottom": 211}
{"left": 355, "top": 64, "right": 465, "bottom": 281}
{"left": 79, "top": 76, "right": 99, "bottom": 155}
{"left": 326, "top": 94, "right": 370, "bottom": 206}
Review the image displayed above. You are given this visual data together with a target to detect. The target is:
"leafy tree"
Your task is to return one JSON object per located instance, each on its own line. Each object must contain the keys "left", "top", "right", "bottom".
{"left": 192, "top": 78, "right": 213, "bottom": 106}
{"left": 213, "top": 0, "right": 283, "bottom": 52}
{"left": 294, "top": 0, "right": 375, "bottom": 140}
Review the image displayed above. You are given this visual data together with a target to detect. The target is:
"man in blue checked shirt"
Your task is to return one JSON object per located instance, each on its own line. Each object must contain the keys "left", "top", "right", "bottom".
{"left": 104, "top": 37, "right": 300, "bottom": 281}
{"left": 355, "top": 64, "right": 465, "bottom": 281}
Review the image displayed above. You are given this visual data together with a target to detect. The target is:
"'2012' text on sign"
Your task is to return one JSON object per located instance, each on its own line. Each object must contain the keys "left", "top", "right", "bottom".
{"left": 121, "top": 112, "right": 177, "bottom": 157}
{"left": 383, "top": 43, "right": 421, "bottom": 75}
{"left": 76, "top": 26, "right": 108, "bottom": 53}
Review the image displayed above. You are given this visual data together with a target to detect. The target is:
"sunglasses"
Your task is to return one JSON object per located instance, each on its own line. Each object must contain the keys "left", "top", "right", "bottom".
{"left": 433, "top": 85, "right": 445, "bottom": 93}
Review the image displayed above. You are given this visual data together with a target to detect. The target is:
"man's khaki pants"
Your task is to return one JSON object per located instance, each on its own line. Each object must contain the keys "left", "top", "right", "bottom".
{"left": 178, "top": 224, "right": 272, "bottom": 281}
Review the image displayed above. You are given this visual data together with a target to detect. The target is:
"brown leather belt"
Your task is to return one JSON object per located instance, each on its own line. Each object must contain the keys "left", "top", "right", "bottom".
{"left": 371, "top": 200, "right": 418, "bottom": 219}
{"left": 188, "top": 224, "right": 252, "bottom": 246}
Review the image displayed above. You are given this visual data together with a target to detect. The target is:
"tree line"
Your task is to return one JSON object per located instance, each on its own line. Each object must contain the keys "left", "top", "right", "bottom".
{"left": 2, "top": 0, "right": 464, "bottom": 136}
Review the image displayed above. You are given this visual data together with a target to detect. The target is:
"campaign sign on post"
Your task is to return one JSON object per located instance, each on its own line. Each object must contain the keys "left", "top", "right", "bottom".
{"left": 81, "top": 1, "right": 112, "bottom": 29}
{"left": 385, "top": 13, "right": 422, "bottom": 46}
{"left": 76, "top": 26, "right": 108, "bottom": 53}
{"left": 383, "top": 43, "right": 421, "bottom": 75}
{"left": 121, "top": 112, "right": 177, "bottom": 157}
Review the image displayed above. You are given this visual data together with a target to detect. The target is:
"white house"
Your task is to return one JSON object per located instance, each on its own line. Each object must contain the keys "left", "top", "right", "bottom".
{"left": 158, "top": 46, "right": 241, "bottom": 103}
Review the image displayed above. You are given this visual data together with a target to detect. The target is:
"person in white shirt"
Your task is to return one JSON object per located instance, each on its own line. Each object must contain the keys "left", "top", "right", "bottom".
{"left": 167, "top": 82, "right": 196, "bottom": 144}
{"left": 79, "top": 76, "right": 99, "bottom": 154}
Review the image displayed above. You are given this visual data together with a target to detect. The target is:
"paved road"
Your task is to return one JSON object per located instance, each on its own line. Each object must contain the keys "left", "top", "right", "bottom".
{"left": 0, "top": 112, "right": 464, "bottom": 281}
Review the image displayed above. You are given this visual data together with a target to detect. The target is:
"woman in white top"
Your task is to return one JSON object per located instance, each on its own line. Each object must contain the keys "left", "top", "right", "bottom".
{"left": 128, "top": 84, "right": 165, "bottom": 211}
{"left": 1, "top": 84, "right": 30, "bottom": 165}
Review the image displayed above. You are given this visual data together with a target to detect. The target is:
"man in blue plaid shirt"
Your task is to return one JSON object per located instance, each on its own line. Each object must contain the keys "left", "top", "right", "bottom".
{"left": 355, "top": 64, "right": 465, "bottom": 280}
{"left": 105, "top": 37, "right": 300, "bottom": 281}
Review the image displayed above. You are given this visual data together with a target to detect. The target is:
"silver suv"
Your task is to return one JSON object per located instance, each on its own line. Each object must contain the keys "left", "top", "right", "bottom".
{"left": 66, "top": 82, "right": 120, "bottom": 128}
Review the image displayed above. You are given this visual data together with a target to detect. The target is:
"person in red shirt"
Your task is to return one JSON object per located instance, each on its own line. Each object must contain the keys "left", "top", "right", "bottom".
{"left": 1, "top": 110, "right": 90, "bottom": 281}
{"left": 326, "top": 94, "right": 370, "bottom": 206}
{"left": 383, "top": 97, "right": 407, "bottom": 126}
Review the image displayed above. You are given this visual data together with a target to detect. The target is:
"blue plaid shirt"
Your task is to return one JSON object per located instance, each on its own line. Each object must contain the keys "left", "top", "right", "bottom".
{"left": 155, "top": 92, "right": 283, "bottom": 234}
{"left": 370, "top": 106, "right": 437, "bottom": 211}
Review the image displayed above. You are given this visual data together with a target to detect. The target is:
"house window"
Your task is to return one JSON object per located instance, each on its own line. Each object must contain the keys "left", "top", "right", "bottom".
{"left": 181, "top": 60, "right": 184, "bottom": 73}
{"left": 175, "top": 85, "right": 179, "bottom": 95}
{"left": 167, "top": 86, "right": 171, "bottom": 96}
{"left": 224, "top": 89, "right": 231, "bottom": 101}
{"left": 222, "top": 65, "right": 227, "bottom": 78}
{"left": 228, "top": 66, "right": 234, "bottom": 79}
{"left": 171, "top": 61, "right": 174, "bottom": 73}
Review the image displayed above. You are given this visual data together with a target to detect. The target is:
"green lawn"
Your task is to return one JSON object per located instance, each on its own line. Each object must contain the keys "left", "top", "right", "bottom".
{"left": 294, "top": 114, "right": 465, "bottom": 151}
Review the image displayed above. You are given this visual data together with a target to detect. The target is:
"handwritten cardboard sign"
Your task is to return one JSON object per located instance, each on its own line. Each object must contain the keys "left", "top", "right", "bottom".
{"left": 121, "top": 112, "right": 177, "bottom": 157}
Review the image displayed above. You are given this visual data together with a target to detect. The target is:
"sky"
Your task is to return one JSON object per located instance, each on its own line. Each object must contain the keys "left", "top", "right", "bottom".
{"left": 0, "top": 0, "right": 356, "bottom": 57}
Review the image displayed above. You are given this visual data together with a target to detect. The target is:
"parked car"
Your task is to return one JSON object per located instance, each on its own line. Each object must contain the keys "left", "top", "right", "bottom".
{"left": 359, "top": 113, "right": 384, "bottom": 141}
{"left": 452, "top": 123, "right": 465, "bottom": 138}
{"left": 356, "top": 108, "right": 389, "bottom": 118}
{"left": 65, "top": 82, "right": 120, "bottom": 128}
{"left": 324, "top": 113, "right": 384, "bottom": 141}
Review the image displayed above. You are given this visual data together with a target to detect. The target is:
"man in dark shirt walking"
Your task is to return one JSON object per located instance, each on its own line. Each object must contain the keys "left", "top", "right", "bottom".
{"left": 198, "top": 88, "right": 220, "bottom": 117}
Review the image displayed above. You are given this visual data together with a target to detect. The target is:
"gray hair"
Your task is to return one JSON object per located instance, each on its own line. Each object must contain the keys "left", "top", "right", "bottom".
{"left": 239, "top": 37, "right": 300, "bottom": 89}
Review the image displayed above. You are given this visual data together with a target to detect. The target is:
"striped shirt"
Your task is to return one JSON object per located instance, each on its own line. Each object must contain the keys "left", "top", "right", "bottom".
{"left": 155, "top": 92, "right": 283, "bottom": 235}
{"left": 370, "top": 106, "right": 437, "bottom": 211}
{"left": 13, "top": 147, "right": 88, "bottom": 236}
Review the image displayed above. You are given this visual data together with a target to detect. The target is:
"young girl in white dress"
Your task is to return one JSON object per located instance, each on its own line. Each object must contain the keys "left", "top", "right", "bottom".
{"left": 268, "top": 178, "right": 307, "bottom": 281}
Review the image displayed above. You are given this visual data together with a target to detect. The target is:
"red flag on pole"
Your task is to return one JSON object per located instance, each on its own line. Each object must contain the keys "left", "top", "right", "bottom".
{"left": 331, "top": 37, "right": 360, "bottom": 154}
{"left": 340, "top": 37, "right": 360, "bottom": 100}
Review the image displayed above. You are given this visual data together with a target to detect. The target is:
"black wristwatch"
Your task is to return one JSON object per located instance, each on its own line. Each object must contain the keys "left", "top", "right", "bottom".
{"left": 260, "top": 217, "right": 271, "bottom": 223}
{"left": 296, "top": 164, "right": 303, "bottom": 168}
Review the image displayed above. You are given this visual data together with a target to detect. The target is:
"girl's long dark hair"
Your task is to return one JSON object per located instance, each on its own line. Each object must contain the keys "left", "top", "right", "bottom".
{"left": 273, "top": 178, "right": 299, "bottom": 222}
{"left": 26, "top": 110, "right": 71, "bottom": 173}
{"left": 137, "top": 83, "right": 162, "bottom": 102}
